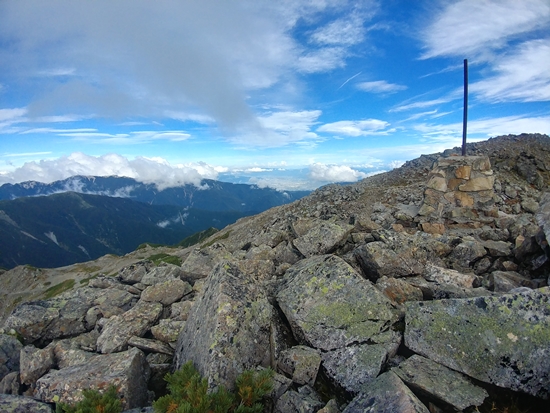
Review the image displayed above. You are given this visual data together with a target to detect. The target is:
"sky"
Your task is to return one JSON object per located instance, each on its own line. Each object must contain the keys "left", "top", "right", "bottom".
{"left": 1, "top": 0, "right": 549, "bottom": 191}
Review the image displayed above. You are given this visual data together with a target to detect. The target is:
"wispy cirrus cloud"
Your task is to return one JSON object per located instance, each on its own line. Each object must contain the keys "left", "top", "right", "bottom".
{"left": 356, "top": 80, "right": 407, "bottom": 94}
{"left": 317, "top": 119, "right": 391, "bottom": 137}
{"left": 421, "top": 0, "right": 550, "bottom": 59}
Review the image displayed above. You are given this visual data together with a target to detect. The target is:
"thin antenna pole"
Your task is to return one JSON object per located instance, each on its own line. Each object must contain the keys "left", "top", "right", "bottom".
{"left": 462, "top": 58, "right": 468, "bottom": 156}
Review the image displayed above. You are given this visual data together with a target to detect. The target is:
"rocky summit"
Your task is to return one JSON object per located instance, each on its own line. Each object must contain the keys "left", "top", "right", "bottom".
{"left": 1, "top": 133, "right": 550, "bottom": 413}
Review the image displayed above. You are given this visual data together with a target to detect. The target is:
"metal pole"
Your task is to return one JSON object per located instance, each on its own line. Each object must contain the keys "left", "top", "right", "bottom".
{"left": 462, "top": 59, "right": 468, "bottom": 156}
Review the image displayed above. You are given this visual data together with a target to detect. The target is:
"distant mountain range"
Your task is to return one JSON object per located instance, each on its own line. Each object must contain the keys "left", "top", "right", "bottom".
{"left": 0, "top": 176, "right": 310, "bottom": 269}
{"left": 0, "top": 175, "right": 310, "bottom": 211}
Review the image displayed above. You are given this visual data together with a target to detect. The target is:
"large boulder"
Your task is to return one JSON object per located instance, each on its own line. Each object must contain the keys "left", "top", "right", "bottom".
{"left": 96, "top": 300, "right": 163, "bottom": 354}
{"left": 34, "top": 347, "right": 150, "bottom": 410}
{"left": 173, "top": 261, "right": 275, "bottom": 390}
{"left": 0, "top": 333, "right": 23, "bottom": 382}
{"left": 393, "top": 354, "right": 488, "bottom": 411}
{"left": 292, "top": 220, "right": 353, "bottom": 257}
{"left": 405, "top": 288, "right": 550, "bottom": 398}
{"left": 277, "top": 255, "right": 397, "bottom": 351}
{"left": 0, "top": 394, "right": 53, "bottom": 412}
{"left": 342, "top": 371, "right": 429, "bottom": 413}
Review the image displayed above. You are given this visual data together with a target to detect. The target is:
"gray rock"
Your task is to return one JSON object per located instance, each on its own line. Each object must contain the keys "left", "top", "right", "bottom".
{"left": 277, "top": 255, "right": 397, "bottom": 351}
{"left": 277, "top": 345, "right": 321, "bottom": 386}
{"left": 536, "top": 192, "right": 550, "bottom": 254}
{"left": 0, "top": 371, "right": 20, "bottom": 395}
{"left": 118, "top": 261, "right": 154, "bottom": 284}
{"left": 322, "top": 344, "right": 388, "bottom": 393}
{"left": 128, "top": 336, "right": 174, "bottom": 356}
{"left": 292, "top": 220, "right": 353, "bottom": 257}
{"left": 423, "top": 263, "right": 478, "bottom": 289}
{"left": 140, "top": 264, "right": 183, "bottom": 286}
{"left": 0, "top": 334, "right": 22, "bottom": 382}
{"left": 342, "top": 371, "right": 429, "bottom": 413}
{"left": 318, "top": 399, "right": 340, "bottom": 413}
{"left": 174, "top": 261, "right": 275, "bottom": 390}
{"left": 169, "top": 300, "right": 194, "bottom": 321}
{"left": 19, "top": 345, "right": 54, "bottom": 385}
{"left": 448, "top": 239, "right": 487, "bottom": 270}
{"left": 0, "top": 394, "right": 53, "bottom": 412}
{"left": 96, "top": 300, "right": 163, "bottom": 354}
{"left": 51, "top": 340, "right": 95, "bottom": 369}
{"left": 3, "top": 288, "right": 103, "bottom": 344}
{"left": 35, "top": 347, "right": 150, "bottom": 410}
{"left": 375, "top": 276, "right": 423, "bottom": 304}
{"left": 150, "top": 319, "right": 185, "bottom": 344}
{"left": 482, "top": 240, "right": 513, "bottom": 257}
{"left": 404, "top": 289, "right": 550, "bottom": 398}
{"left": 393, "top": 354, "right": 488, "bottom": 411}
{"left": 180, "top": 244, "right": 231, "bottom": 283}
{"left": 140, "top": 279, "right": 192, "bottom": 306}
{"left": 274, "top": 385, "right": 325, "bottom": 413}
{"left": 488, "top": 271, "right": 539, "bottom": 292}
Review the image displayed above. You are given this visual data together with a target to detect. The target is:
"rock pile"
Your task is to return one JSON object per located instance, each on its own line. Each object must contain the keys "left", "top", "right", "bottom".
{"left": 1, "top": 133, "right": 550, "bottom": 412}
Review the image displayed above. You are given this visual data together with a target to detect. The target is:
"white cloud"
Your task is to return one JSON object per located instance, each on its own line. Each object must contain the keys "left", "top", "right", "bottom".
{"left": 391, "top": 96, "right": 458, "bottom": 112}
{"left": 308, "top": 163, "right": 367, "bottom": 183}
{"left": 0, "top": 152, "right": 222, "bottom": 190}
{"left": 317, "top": 119, "right": 390, "bottom": 136}
{"left": 356, "top": 81, "right": 407, "bottom": 94}
{"left": 0, "top": 108, "right": 27, "bottom": 122}
{"left": 471, "top": 39, "right": 550, "bottom": 102}
{"left": 421, "top": 0, "right": 550, "bottom": 59}
{"left": 309, "top": 14, "right": 366, "bottom": 46}
{"left": 296, "top": 47, "right": 348, "bottom": 73}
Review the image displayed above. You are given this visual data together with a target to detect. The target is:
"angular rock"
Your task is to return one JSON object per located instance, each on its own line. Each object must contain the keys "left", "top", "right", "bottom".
{"left": 482, "top": 240, "right": 513, "bottom": 257}
{"left": 277, "top": 255, "right": 397, "bottom": 351}
{"left": 393, "top": 355, "right": 488, "bottom": 411}
{"left": 118, "top": 261, "right": 154, "bottom": 284}
{"left": 405, "top": 289, "right": 550, "bottom": 398}
{"left": 51, "top": 340, "right": 95, "bottom": 369}
{"left": 423, "top": 263, "right": 478, "bottom": 289}
{"left": 375, "top": 276, "right": 423, "bottom": 304}
{"left": 96, "top": 300, "right": 163, "bottom": 354}
{"left": 322, "top": 344, "right": 388, "bottom": 393}
{"left": 174, "top": 261, "right": 275, "bottom": 390}
{"left": 488, "top": 270, "right": 539, "bottom": 292}
{"left": 35, "top": 347, "right": 150, "bottom": 410}
{"left": 355, "top": 242, "right": 425, "bottom": 281}
{"left": 170, "top": 300, "right": 194, "bottom": 321}
{"left": 150, "top": 319, "right": 185, "bottom": 344}
{"left": 140, "top": 264, "right": 183, "bottom": 286}
{"left": 292, "top": 220, "right": 353, "bottom": 257}
{"left": 342, "top": 371, "right": 429, "bottom": 413}
{"left": 128, "top": 336, "right": 174, "bottom": 355}
{"left": 180, "top": 244, "right": 231, "bottom": 283}
{"left": 140, "top": 278, "right": 192, "bottom": 306}
{"left": 0, "top": 371, "right": 20, "bottom": 395}
{"left": 277, "top": 345, "right": 321, "bottom": 386}
{"left": 448, "top": 239, "right": 486, "bottom": 270}
{"left": 19, "top": 345, "right": 54, "bottom": 385}
{"left": 318, "top": 399, "right": 340, "bottom": 413}
{"left": 536, "top": 191, "right": 550, "bottom": 254}
{"left": 0, "top": 394, "right": 53, "bottom": 412}
{"left": 0, "top": 334, "right": 22, "bottom": 381}
{"left": 274, "top": 385, "right": 325, "bottom": 413}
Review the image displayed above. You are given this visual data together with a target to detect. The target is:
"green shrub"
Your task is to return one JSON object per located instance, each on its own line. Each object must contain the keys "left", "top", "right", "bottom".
{"left": 153, "top": 361, "right": 274, "bottom": 413}
{"left": 55, "top": 385, "right": 122, "bottom": 413}
{"left": 43, "top": 279, "right": 75, "bottom": 298}
{"left": 147, "top": 253, "right": 182, "bottom": 267}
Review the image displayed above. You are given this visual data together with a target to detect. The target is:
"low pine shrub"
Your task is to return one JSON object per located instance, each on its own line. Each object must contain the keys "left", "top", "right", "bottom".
{"left": 55, "top": 385, "right": 122, "bottom": 413}
{"left": 153, "top": 361, "right": 274, "bottom": 413}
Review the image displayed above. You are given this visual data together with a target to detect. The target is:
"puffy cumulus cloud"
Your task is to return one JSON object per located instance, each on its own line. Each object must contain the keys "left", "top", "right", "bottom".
{"left": 421, "top": 0, "right": 550, "bottom": 59}
{"left": 317, "top": 119, "right": 390, "bottom": 137}
{"left": 308, "top": 163, "right": 367, "bottom": 183}
{"left": 0, "top": 0, "right": 377, "bottom": 145}
{"left": 0, "top": 152, "right": 221, "bottom": 190}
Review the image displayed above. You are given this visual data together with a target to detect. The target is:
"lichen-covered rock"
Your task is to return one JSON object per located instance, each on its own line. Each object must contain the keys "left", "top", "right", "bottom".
{"left": 342, "top": 371, "right": 429, "bottom": 413}
{"left": 277, "top": 255, "right": 397, "bottom": 351}
{"left": 180, "top": 244, "right": 231, "bottom": 283}
{"left": 19, "top": 344, "right": 54, "bottom": 385}
{"left": 488, "top": 270, "right": 539, "bottom": 292}
{"left": 393, "top": 355, "right": 488, "bottom": 411}
{"left": 292, "top": 220, "right": 353, "bottom": 257}
{"left": 448, "top": 239, "right": 487, "bottom": 270}
{"left": 277, "top": 345, "right": 321, "bottom": 386}
{"left": 35, "top": 347, "right": 150, "bottom": 410}
{"left": 0, "top": 333, "right": 22, "bottom": 382}
{"left": 0, "top": 371, "right": 20, "bottom": 395}
{"left": 405, "top": 289, "right": 550, "bottom": 398}
{"left": 128, "top": 336, "right": 174, "bottom": 355}
{"left": 274, "top": 385, "right": 325, "bottom": 413}
{"left": 96, "top": 300, "right": 162, "bottom": 354}
{"left": 173, "top": 261, "right": 275, "bottom": 390}
{"left": 140, "top": 278, "right": 192, "bottom": 306}
{"left": 422, "top": 263, "right": 478, "bottom": 289}
{"left": 0, "top": 394, "right": 53, "bottom": 412}
{"left": 536, "top": 191, "right": 550, "bottom": 254}
{"left": 150, "top": 319, "right": 185, "bottom": 344}
{"left": 140, "top": 264, "right": 183, "bottom": 286}
{"left": 118, "top": 261, "right": 154, "bottom": 284}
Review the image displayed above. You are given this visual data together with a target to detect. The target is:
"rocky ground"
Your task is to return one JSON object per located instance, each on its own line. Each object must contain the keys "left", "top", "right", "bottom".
{"left": 1, "top": 133, "right": 549, "bottom": 412}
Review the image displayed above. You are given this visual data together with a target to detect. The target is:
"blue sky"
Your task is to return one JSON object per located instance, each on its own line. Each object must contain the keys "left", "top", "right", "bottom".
{"left": 1, "top": 0, "right": 549, "bottom": 191}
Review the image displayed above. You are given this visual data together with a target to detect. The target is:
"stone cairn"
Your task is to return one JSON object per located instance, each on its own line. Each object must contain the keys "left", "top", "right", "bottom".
{"left": 418, "top": 155, "right": 496, "bottom": 234}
